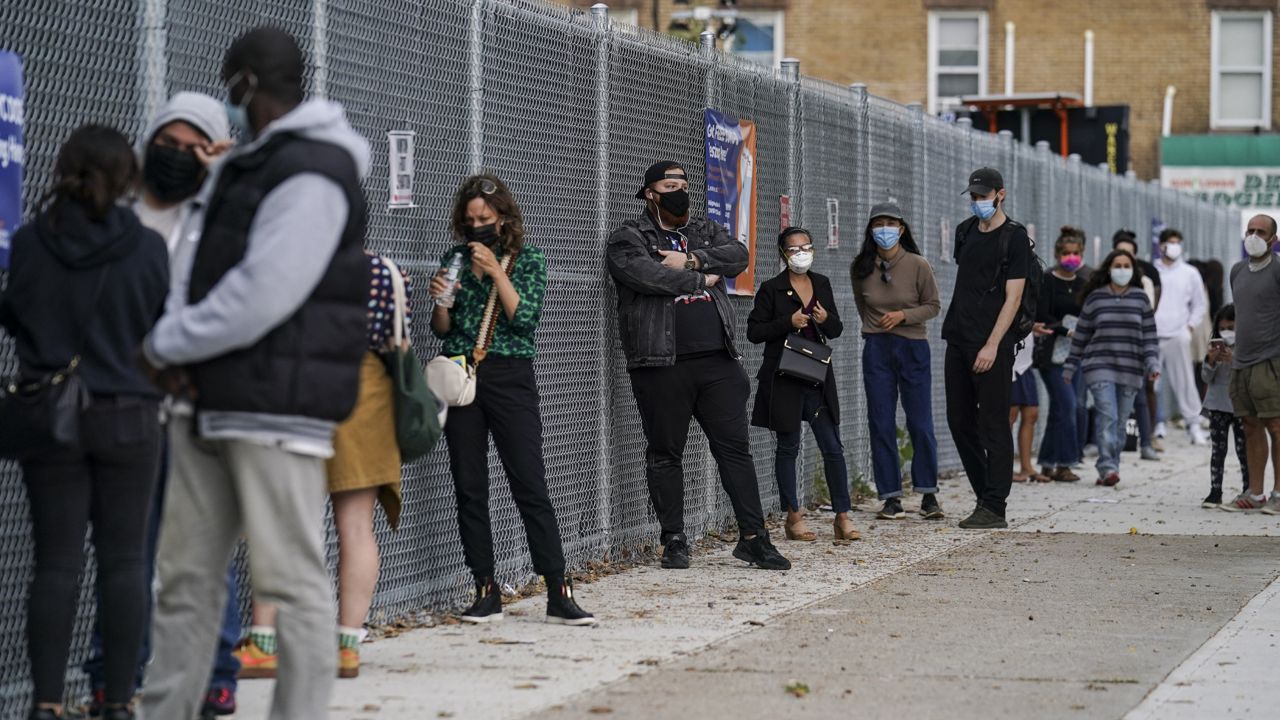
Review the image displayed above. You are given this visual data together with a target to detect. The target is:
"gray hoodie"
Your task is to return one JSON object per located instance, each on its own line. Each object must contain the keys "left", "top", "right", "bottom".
{"left": 143, "top": 99, "right": 371, "bottom": 456}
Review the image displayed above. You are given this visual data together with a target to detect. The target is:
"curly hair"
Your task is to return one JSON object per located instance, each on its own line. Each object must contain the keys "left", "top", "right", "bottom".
{"left": 451, "top": 174, "right": 526, "bottom": 253}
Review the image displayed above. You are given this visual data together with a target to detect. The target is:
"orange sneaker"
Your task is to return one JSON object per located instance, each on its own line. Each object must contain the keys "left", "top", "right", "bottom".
{"left": 234, "top": 637, "right": 278, "bottom": 679}
{"left": 338, "top": 646, "right": 360, "bottom": 679}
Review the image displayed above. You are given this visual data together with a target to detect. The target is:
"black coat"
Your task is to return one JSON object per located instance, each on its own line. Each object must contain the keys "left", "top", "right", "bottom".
{"left": 746, "top": 270, "right": 844, "bottom": 433}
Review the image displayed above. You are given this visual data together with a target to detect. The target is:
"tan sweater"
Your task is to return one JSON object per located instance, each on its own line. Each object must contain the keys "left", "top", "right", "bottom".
{"left": 851, "top": 251, "right": 941, "bottom": 340}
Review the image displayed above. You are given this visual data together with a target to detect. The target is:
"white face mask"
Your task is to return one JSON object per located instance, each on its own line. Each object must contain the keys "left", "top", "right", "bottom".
{"left": 1245, "top": 233, "right": 1271, "bottom": 259}
{"left": 787, "top": 251, "right": 814, "bottom": 274}
{"left": 1220, "top": 329, "right": 1237, "bottom": 345}
{"left": 1162, "top": 243, "right": 1183, "bottom": 261}
{"left": 1110, "top": 267, "right": 1134, "bottom": 286}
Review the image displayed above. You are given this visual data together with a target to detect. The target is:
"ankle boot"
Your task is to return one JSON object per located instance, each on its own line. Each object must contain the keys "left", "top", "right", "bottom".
{"left": 460, "top": 577, "right": 503, "bottom": 623}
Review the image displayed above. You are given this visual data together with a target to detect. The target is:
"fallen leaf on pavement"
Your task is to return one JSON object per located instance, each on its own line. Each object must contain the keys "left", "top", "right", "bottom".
{"left": 785, "top": 680, "right": 810, "bottom": 698}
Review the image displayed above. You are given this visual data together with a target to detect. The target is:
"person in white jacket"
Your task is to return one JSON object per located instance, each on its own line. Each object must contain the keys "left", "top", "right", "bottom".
{"left": 1154, "top": 228, "right": 1209, "bottom": 445}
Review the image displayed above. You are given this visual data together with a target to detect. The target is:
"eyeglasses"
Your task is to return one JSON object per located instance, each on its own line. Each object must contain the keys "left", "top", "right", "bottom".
{"left": 783, "top": 243, "right": 814, "bottom": 256}
{"left": 879, "top": 260, "right": 892, "bottom": 283}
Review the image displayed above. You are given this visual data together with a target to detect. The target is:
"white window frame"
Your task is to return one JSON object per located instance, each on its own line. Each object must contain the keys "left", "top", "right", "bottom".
{"left": 927, "top": 10, "right": 989, "bottom": 115}
{"left": 611, "top": 8, "right": 639, "bottom": 26}
{"left": 730, "top": 9, "right": 785, "bottom": 69}
{"left": 1211, "top": 10, "right": 1273, "bottom": 129}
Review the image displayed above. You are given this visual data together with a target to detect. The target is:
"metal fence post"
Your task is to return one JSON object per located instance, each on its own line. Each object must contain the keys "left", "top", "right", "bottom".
{"left": 468, "top": 0, "right": 486, "bottom": 172}
{"left": 312, "top": 0, "right": 329, "bottom": 98}
{"left": 908, "top": 103, "right": 926, "bottom": 235}
{"left": 849, "top": 83, "right": 869, "bottom": 217}
{"left": 781, "top": 58, "right": 800, "bottom": 225}
{"left": 139, "top": 0, "right": 167, "bottom": 123}
{"left": 590, "top": 2, "right": 613, "bottom": 549}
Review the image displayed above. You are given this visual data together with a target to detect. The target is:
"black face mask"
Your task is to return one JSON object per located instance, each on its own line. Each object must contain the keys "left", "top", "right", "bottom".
{"left": 144, "top": 144, "right": 205, "bottom": 203}
{"left": 653, "top": 188, "right": 690, "bottom": 219}
{"left": 464, "top": 223, "right": 501, "bottom": 249}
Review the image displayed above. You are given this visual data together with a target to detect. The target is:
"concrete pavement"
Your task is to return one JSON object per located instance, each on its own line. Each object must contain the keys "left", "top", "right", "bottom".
{"left": 235, "top": 430, "right": 1280, "bottom": 719}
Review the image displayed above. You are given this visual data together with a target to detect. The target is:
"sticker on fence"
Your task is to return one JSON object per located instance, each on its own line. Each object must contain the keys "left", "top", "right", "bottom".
{"left": 705, "top": 107, "right": 757, "bottom": 296}
{"left": 940, "top": 218, "right": 952, "bottom": 262}
{"left": 388, "top": 130, "right": 415, "bottom": 209}
{"left": 779, "top": 195, "right": 790, "bottom": 231}
{"left": 825, "top": 198, "right": 839, "bottom": 249}
{"left": 0, "top": 50, "right": 23, "bottom": 269}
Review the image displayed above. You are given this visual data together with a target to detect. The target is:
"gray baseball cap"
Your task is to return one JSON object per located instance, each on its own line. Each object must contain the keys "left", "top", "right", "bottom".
{"left": 869, "top": 201, "right": 904, "bottom": 222}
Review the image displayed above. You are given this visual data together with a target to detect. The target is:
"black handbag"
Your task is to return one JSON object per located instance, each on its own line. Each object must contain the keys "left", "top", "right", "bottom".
{"left": 0, "top": 270, "right": 107, "bottom": 460}
{"left": 777, "top": 332, "right": 832, "bottom": 386}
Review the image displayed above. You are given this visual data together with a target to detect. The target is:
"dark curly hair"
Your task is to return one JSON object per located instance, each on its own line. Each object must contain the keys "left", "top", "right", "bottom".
{"left": 450, "top": 174, "right": 526, "bottom": 253}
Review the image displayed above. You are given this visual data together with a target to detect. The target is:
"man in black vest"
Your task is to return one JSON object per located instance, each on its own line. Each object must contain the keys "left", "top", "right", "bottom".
{"left": 139, "top": 28, "right": 369, "bottom": 720}
{"left": 607, "top": 161, "right": 790, "bottom": 572}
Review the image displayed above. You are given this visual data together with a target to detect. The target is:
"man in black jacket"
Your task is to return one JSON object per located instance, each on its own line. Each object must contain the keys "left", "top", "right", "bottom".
{"left": 607, "top": 161, "right": 789, "bottom": 571}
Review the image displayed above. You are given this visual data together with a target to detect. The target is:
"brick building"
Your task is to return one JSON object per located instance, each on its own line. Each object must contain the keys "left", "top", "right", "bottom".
{"left": 566, "top": 0, "right": 1279, "bottom": 180}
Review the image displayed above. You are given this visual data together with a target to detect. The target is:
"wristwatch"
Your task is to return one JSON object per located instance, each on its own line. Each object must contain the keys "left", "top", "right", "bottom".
{"left": 684, "top": 253, "right": 697, "bottom": 271}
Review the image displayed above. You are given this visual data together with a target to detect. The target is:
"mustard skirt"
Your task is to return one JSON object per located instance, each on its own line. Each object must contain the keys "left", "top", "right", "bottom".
{"left": 327, "top": 351, "right": 403, "bottom": 529}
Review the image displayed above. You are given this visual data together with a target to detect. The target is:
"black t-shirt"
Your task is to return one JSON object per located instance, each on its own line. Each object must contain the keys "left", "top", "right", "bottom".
{"left": 941, "top": 219, "right": 1032, "bottom": 350}
{"left": 663, "top": 230, "right": 725, "bottom": 357}
{"left": 1036, "top": 270, "right": 1085, "bottom": 328}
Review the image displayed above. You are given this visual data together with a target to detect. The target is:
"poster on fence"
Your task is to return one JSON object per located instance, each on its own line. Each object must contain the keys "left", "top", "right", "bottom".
{"left": 704, "top": 108, "right": 757, "bottom": 296}
{"left": 387, "top": 130, "right": 415, "bottom": 209}
{"left": 0, "top": 51, "right": 23, "bottom": 270}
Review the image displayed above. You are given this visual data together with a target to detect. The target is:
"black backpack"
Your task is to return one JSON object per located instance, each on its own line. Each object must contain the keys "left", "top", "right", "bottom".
{"left": 957, "top": 216, "right": 1043, "bottom": 346}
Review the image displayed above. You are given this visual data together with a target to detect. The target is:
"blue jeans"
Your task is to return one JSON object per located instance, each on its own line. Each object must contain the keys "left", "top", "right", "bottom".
{"left": 1133, "top": 383, "right": 1154, "bottom": 449}
{"left": 1075, "top": 370, "right": 1092, "bottom": 451}
{"left": 775, "top": 385, "right": 852, "bottom": 513}
{"left": 863, "top": 333, "right": 939, "bottom": 499}
{"left": 83, "top": 435, "right": 241, "bottom": 694}
{"left": 1089, "top": 382, "right": 1139, "bottom": 478}
{"left": 1037, "top": 365, "right": 1080, "bottom": 467}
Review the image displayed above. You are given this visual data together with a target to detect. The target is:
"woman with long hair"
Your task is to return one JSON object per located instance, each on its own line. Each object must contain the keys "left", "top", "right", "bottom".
{"left": 748, "top": 227, "right": 858, "bottom": 541}
{"left": 850, "top": 203, "right": 943, "bottom": 520}
{"left": 1032, "top": 228, "right": 1088, "bottom": 482}
{"left": 1063, "top": 250, "right": 1161, "bottom": 487}
{"left": 0, "top": 125, "right": 170, "bottom": 720}
{"left": 429, "top": 175, "right": 594, "bottom": 626}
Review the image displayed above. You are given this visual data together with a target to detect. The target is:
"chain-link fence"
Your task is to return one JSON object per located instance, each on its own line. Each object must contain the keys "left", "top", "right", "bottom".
{"left": 0, "top": 0, "right": 1242, "bottom": 712}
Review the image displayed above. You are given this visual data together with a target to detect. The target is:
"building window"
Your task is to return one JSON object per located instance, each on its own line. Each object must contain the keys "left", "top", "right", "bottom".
{"left": 1211, "top": 10, "right": 1272, "bottom": 129}
{"left": 928, "top": 10, "right": 988, "bottom": 115}
{"left": 611, "top": 8, "right": 639, "bottom": 26}
{"left": 727, "top": 10, "right": 785, "bottom": 68}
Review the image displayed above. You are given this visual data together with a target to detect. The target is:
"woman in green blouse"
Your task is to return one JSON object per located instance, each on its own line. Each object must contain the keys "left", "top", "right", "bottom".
{"left": 429, "top": 175, "right": 594, "bottom": 626}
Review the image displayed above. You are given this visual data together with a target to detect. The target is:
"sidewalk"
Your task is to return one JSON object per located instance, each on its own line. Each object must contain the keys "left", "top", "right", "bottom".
{"left": 237, "top": 431, "right": 1280, "bottom": 719}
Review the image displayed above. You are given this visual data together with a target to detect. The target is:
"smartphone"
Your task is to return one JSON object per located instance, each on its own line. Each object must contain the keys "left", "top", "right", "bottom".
{"left": 1209, "top": 338, "right": 1226, "bottom": 349}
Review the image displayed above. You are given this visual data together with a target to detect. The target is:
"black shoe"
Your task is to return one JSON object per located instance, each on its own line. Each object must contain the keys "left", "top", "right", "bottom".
{"left": 102, "top": 705, "right": 136, "bottom": 720}
{"left": 919, "top": 493, "right": 945, "bottom": 519}
{"left": 957, "top": 505, "right": 1008, "bottom": 529}
{"left": 661, "top": 534, "right": 691, "bottom": 569}
{"left": 30, "top": 710, "right": 60, "bottom": 720}
{"left": 546, "top": 579, "right": 597, "bottom": 626}
{"left": 460, "top": 578, "right": 503, "bottom": 623}
{"left": 1201, "top": 490, "right": 1223, "bottom": 508}
{"left": 732, "top": 530, "right": 791, "bottom": 570}
{"left": 877, "top": 498, "right": 906, "bottom": 519}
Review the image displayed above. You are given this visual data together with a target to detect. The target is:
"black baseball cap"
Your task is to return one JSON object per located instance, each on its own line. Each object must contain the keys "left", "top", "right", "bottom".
{"left": 869, "top": 201, "right": 904, "bottom": 222}
{"left": 963, "top": 167, "right": 1004, "bottom": 195}
{"left": 636, "top": 161, "right": 687, "bottom": 199}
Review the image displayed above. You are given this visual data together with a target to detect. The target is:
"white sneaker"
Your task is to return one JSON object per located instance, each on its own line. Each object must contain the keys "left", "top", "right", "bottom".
{"left": 1155, "top": 422, "right": 1167, "bottom": 438}
{"left": 1189, "top": 425, "right": 1209, "bottom": 446}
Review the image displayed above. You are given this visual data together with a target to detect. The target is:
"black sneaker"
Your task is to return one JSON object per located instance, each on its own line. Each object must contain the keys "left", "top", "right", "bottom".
{"left": 732, "top": 530, "right": 792, "bottom": 570}
{"left": 919, "top": 493, "right": 945, "bottom": 519}
{"left": 877, "top": 498, "right": 906, "bottom": 519}
{"left": 1201, "top": 490, "right": 1223, "bottom": 509}
{"left": 460, "top": 578, "right": 503, "bottom": 623}
{"left": 546, "top": 579, "right": 597, "bottom": 626}
{"left": 957, "top": 506, "right": 1008, "bottom": 529}
{"left": 661, "top": 534, "right": 691, "bottom": 569}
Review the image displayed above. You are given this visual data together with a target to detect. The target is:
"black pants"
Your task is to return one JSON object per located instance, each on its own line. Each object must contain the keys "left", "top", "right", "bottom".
{"left": 629, "top": 352, "right": 766, "bottom": 541}
{"left": 944, "top": 344, "right": 1015, "bottom": 517}
{"left": 20, "top": 396, "right": 161, "bottom": 705}
{"left": 444, "top": 357, "right": 565, "bottom": 578}
{"left": 1207, "top": 409, "right": 1249, "bottom": 493}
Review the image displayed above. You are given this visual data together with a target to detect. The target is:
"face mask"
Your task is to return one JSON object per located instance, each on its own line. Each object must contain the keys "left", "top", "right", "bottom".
{"left": 1110, "top": 267, "right": 1134, "bottom": 286}
{"left": 464, "top": 223, "right": 501, "bottom": 249}
{"left": 970, "top": 199, "right": 997, "bottom": 221}
{"left": 224, "top": 70, "right": 256, "bottom": 139}
{"left": 787, "top": 251, "right": 814, "bottom": 274}
{"left": 654, "top": 188, "right": 691, "bottom": 219}
{"left": 1220, "top": 329, "right": 1237, "bottom": 345}
{"left": 143, "top": 144, "right": 205, "bottom": 203}
{"left": 1162, "top": 243, "right": 1183, "bottom": 261}
{"left": 1245, "top": 233, "right": 1271, "bottom": 258}
{"left": 1059, "top": 254, "right": 1083, "bottom": 272}
{"left": 872, "top": 226, "right": 901, "bottom": 249}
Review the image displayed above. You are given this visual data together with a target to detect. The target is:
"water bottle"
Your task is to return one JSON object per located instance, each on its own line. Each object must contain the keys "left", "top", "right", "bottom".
{"left": 436, "top": 252, "right": 464, "bottom": 308}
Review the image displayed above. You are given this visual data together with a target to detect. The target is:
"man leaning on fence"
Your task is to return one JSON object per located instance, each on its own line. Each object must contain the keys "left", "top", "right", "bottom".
{"left": 941, "top": 167, "right": 1031, "bottom": 530}
{"left": 606, "top": 160, "right": 790, "bottom": 572}
{"left": 137, "top": 27, "right": 371, "bottom": 720}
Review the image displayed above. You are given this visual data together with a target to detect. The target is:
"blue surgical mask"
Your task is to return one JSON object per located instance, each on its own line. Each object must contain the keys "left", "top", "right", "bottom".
{"left": 872, "top": 226, "right": 901, "bottom": 249}
{"left": 970, "top": 199, "right": 997, "bottom": 221}
{"left": 1110, "top": 267, "right": 1134, "bottom": 286}
{"left": 224, "top": 70, "right": 257, "bottom": 139}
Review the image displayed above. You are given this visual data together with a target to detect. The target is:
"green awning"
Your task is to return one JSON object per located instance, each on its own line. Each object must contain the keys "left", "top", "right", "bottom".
{"left": 1162, "top": 135, "right": 1280, "bottom": 167}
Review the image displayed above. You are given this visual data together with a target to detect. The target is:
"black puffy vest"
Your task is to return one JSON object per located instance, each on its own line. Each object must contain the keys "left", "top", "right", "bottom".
{"left": 187, "top": 133, "right": 368, "bottom": 421}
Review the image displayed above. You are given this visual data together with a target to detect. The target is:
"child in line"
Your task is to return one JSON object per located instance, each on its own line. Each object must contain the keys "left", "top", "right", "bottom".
{"left": 1011, "top": 334, "right": 1049, "bottom": 482}
{"left": 1201, "top": 304, "right": 1250, "bottom": 508}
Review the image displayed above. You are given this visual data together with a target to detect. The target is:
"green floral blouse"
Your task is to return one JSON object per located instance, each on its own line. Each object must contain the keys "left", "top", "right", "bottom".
{"left": 433, "top": 244, "right": 546, "bottom": 359}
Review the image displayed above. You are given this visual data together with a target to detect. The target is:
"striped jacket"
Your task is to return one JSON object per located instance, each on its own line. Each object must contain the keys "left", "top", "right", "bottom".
{"left": 1064, "top": 286, "right": 1160, "bottom": 389}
